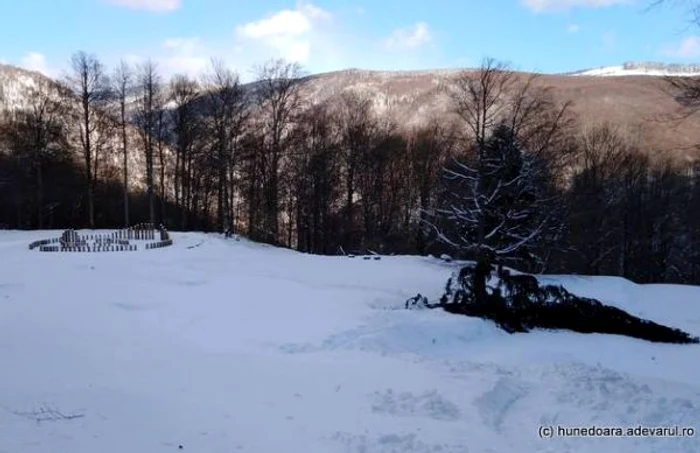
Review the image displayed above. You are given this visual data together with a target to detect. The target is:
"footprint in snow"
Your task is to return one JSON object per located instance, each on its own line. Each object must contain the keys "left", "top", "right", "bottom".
{"left": 473, "top": 377, "right": 528, "bottom": 433}
{"left": 370, "top": 389, "right": 462, "bottom": 421}
{"left": 332, "top": 431, "right": 471, "bottom": 453}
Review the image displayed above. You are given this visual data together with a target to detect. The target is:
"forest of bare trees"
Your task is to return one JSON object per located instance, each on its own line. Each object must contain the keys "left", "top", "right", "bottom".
{"left": 1, "top": 52, "right": 700, "bottom": 285}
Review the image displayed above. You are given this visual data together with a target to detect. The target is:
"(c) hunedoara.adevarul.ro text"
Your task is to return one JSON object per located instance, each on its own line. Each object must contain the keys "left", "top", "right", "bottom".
{"left": 538, "top": 425, "right": 696, "bottom": 438}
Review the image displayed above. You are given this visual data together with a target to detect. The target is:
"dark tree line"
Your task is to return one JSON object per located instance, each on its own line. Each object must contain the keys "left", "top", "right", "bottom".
{"left": 1, "top": 52, "right": 700, "bottom": 285}
{"left": 555, "top": 125, "right": 700, "bottom": 284}
{"left": 426, "top": 60, "right": 700, "bottom": 286}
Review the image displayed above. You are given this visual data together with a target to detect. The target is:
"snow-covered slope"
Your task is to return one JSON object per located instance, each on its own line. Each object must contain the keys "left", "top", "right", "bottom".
{"left": 570, "top": 62, "right": 700, "bottom": 77}
{"left": 1, "top": 231, "right": 699, "bottom": 453}
{"left": 0, "top": 64, "right": 51, "bottom": 110}
{"left": 0, "top": 64, "right": 164, "bottom": 191}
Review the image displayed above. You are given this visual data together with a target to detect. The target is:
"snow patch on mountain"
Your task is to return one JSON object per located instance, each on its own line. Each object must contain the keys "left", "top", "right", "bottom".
{"left": 570, "top": 62, "right": 700, "bottom": 77}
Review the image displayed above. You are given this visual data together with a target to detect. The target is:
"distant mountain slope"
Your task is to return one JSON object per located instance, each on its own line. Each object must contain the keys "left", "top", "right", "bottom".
{"left": 0, "top": 64, "right": 54, "bottom": 110}
{"left": 0, "top": 64, "right": 162, "bottom": 190}
{"left": 291, "top": 67, "right": 700, "bottom": 160}
{"left": 3, "top": 61, "right": 700, "bottom": 169}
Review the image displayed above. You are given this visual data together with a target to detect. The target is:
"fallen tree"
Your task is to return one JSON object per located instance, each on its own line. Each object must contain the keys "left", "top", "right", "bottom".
{"left": 407, "top": 263, "right": 699, "bottom": 344}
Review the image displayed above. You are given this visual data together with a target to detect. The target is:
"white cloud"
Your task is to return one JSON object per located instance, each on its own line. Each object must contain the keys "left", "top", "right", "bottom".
{"left": 123, "top": 53, "right": 146, "bottom": 66}
{"left": 567, "top": 23, "right": 581, "bottom": 33}
{"left": 522, "top": 0, "right": 631, "bottom": 12}
{"left": 163, "top": 37, "right": 199, "bottom": 53}
{"left": 235, "top": 2, "right": 331, "bottom": 64}
{"left": 116, "top": 3, "right": 443, "bottom": 80}
{"left": 663, "top": 36, "right": 700, "bottom": 58}
{"left": 119, "top": 38, "right": 209, "bottom": 78}
{"left": 20, "top": 52, "right": 52, "bottom": 76}
{"left": 159, "top": 37, "right": 209, "bottom": 75}
{"left": 238, "top": 10, "right": 312, "bottom": 38}
{"left": 384, "top": 22, "right": 432, "bottom": 50}
{"left": 106, "top": 0, "right": 181, "bottom": 12}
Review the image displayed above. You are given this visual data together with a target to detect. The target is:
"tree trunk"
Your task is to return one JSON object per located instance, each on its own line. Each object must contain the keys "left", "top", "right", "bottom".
{"left": 266, "top": 150, "right": 280, "bottom": 244}
{"left": 121, "top": 106, "right": 130, "bottom": 227}
{"left": 218, "top": 149, "right": 227, "bottom": 232}
{"left": 345, "top": 162, "right": 354, "bottom": 246}
{"left": 228, "top": 162, "right": 236, "bottom": 233}
{"left": 174, "top": 148, "right": 181, "bottom": 213}
{"left": 159, "top": 142, "right": 166, "bottom": 226}
{"left": 145, "top": 128, "right": 155, "bottom": 226}
{"left": 84, "top": 105, "right": 94, "bottom": 229}
{"left": 36, "top": 160, "right": 43, "bottom": 229}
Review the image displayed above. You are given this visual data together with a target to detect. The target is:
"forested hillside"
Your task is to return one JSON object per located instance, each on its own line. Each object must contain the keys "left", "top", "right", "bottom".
{"left": 2, "top": 56, "right": 700, "bottom": 284}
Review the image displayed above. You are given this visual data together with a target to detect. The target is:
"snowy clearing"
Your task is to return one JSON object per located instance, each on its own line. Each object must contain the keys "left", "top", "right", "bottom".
{"left": 1, "top": 231, "right": 699, "bottom": 453}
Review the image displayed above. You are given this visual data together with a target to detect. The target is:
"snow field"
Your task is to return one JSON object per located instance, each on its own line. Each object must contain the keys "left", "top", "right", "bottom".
{"left": 1, "top": 231, "right": 699, "bottom": 453}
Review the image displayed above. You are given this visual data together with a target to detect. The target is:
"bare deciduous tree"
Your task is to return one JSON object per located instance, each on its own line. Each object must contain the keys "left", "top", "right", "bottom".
{"left": 253, "top": 59, "right": 306, "bottom": 244}
{"left": 566, "top": 123, "right": 643, "bottom": 274}
{"left": 338, "top": 91, "right": 377, "bottom": 248}
{"left": 407, "top": 120, "right": 455, "bottom": 253}
{"left": 169, "top": 73, "right": 201, "bottom": 229}
{"left": 445, "top": 58, "right": 515, "bottom": 151}
{"left": 5, "top": 83, "right": 68, "bottom": 228}
{"left": 64, "top": 51, "right": 110, "bottom": 228}
{"left": 288, "top": 102, "right": 341, "bottom": 253}
{"left": 112, "top": 60, "right": 133, "bottom": 227}
{"left": 202, "top": 59, "right": 249, "bottom": 233}
{"left": 135, "top": 59, "right": 163, "bottom": 225}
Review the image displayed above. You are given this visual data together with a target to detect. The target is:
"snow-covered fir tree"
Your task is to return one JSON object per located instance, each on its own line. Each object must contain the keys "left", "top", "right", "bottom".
{"left": 432, "top": 123, "right": 561, "bottom": 271}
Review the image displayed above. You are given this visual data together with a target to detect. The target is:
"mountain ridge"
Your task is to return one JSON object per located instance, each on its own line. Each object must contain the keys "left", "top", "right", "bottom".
{"left": 303, "top": 61, "right": 700, "bottom": 78}
{"left": 2, "top": 61, "right": 700, "bottom": 165}
{"left": 566, "top": 61, "right": 700, "bottom": 77}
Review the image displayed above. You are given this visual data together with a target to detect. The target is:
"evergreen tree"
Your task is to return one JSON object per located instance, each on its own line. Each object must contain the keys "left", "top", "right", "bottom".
{"left": 432, "top": 123, "right": 561, "bottom": 300}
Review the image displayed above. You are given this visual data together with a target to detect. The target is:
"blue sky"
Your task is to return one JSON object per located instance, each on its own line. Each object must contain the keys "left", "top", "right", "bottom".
{"left": 1, "top": 0, "right": 699, "bottom": 80}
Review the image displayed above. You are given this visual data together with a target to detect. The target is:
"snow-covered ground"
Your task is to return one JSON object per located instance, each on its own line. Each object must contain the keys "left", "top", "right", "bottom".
{"left": 1, "top": 231, "right": 699, "bottom": 453}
